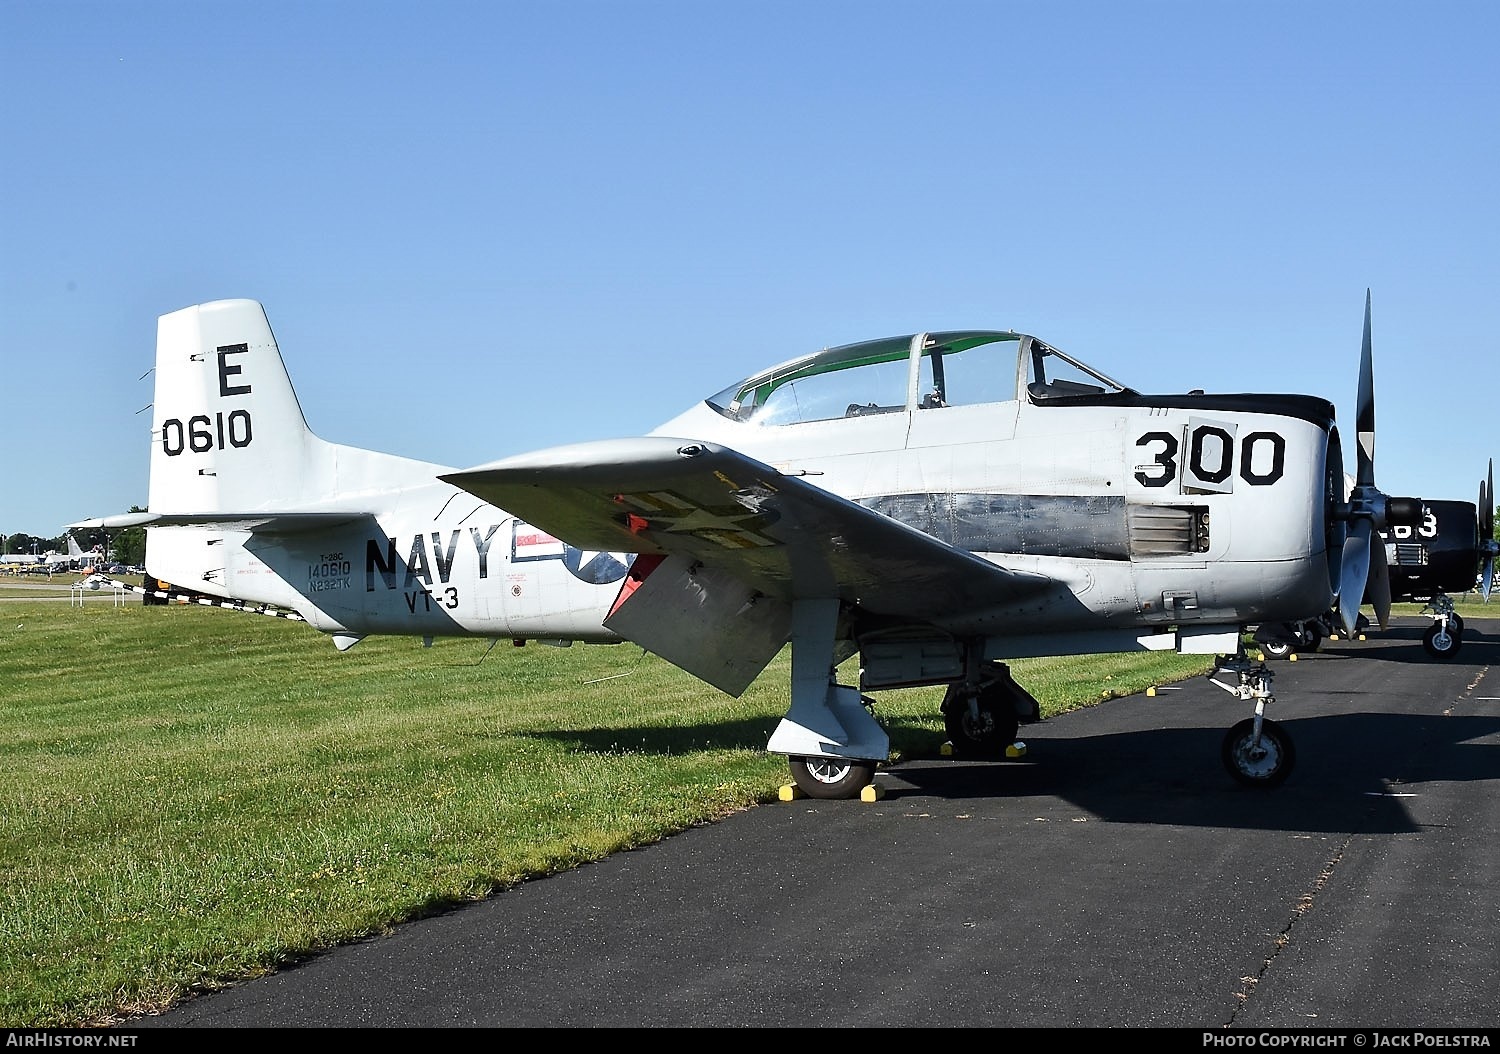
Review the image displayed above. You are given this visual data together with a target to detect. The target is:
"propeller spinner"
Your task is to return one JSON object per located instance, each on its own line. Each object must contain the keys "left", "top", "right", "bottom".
{"left": 1334, "top": 291, "right": 1426, "bottom": 636}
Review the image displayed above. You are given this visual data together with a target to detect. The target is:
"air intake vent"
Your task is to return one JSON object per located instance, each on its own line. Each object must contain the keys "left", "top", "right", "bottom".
{"left": 1392, "top": 542, "right": 1427, "bottom": 566}
{"left": 1128, "top": 505, "right": 1209, "bottom": 556}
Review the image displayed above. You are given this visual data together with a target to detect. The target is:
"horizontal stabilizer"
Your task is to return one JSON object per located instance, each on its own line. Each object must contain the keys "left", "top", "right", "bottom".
{"left": 68, "top": 511, "right": 374, "bottom": 535}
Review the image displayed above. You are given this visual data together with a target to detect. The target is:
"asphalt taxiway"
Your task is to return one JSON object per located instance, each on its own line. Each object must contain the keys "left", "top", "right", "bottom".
{"left": 128, "top": 617, "right": 1500, "bottom": 1029}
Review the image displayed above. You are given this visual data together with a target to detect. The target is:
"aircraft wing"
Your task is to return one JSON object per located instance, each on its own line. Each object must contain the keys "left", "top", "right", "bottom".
{"left": 442, "top": 437, "right": 1051, "bottom": 621}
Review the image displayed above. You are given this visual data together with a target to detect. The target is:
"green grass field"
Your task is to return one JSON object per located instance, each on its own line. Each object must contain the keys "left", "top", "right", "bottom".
{"left": 0, "top": 589, "right": 1490, "bottom": 1026}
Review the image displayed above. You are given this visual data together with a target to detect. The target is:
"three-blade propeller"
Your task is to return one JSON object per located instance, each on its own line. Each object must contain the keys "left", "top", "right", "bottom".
{"left": 1480, "top": 458, "right": 1496, "bottom": 601}
{"left": 1334, "top": 291, "right": 1426, "bottom": 637}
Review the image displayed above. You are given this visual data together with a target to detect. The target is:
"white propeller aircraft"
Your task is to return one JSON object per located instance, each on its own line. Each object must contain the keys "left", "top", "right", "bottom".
{"left": 72, "top": 293, "right": 1425, "bottom": 800}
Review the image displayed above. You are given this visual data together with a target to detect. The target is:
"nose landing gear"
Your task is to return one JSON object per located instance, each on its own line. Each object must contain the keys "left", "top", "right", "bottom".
{"left": 1419, "top": 594, "right": 1464, "bottom": 658}
{"left": 1210, "top": 653, "right": 1295, "bottom": 788}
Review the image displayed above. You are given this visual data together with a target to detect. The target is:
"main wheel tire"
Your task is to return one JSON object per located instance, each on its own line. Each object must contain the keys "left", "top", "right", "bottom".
{"left": 1260, "top": 638, "right": 1294, "bottom": 660}
{"left": 1221, "top": 717, "right": 1295, "bottom": 788}
{"left": 1423, "top": 622, "right": 1462, "bottom": 659}
{"left": 1450, "top": 614, "right": 1465, "bottom": 637}
{"left": 1296, "top": 628, "right": 1323, "bottom": 653}
{"left": 788, "top": 756, "right": 877, "bottom": 800}
{"left": 942, "top": 684, "right": 1021, "bottom": 759}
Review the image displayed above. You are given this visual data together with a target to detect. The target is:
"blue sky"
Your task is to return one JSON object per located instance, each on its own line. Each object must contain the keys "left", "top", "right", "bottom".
{"left": 3, "top": 0, "right": 1496, "bottom": 541}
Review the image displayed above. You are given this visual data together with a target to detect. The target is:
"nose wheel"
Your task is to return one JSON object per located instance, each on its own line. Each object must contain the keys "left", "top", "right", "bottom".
{"left": 1422, "top": 621, "right": 1462, "bottom": 658}
{"left": 1420, "top": 594, "right": 1464, "bottom": 658}
{"left": 1221, "top": 717, "right": 1295, "bottom": 788}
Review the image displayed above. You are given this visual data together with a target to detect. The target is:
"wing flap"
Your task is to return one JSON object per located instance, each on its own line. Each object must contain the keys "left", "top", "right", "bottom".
{"left": 604, "top": 553, "right": 792, "bottom": 696}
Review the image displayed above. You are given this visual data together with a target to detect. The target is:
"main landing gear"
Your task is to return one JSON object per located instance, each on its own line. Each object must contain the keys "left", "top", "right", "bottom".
{"left": 768, "top": 599, "right": 891, "bottom": 802}
{"left": 1254, "top": 616, "right": 1329, "bottom": 660}
{"left": 940, "top": 663, "right": 1040, "bottom": 759}
{"left": 781, "top": 663, "right": 1040, "bottom": 800}
{"left": 787, "top": 755, "right": 881, "bottom": 800}
{"left": 770, "top": 597, "right": 1299, "bottom": 799}
{"left": 785, "top": 692, "right": 883, "bottom": 800}
{"left": 1210, "top": 652, "right": 1295, "bottom": 788}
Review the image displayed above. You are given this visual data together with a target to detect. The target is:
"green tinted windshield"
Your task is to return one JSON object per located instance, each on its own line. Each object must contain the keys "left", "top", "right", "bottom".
{"left": 708, "top": 331, "right": 1026, "bottom": 425}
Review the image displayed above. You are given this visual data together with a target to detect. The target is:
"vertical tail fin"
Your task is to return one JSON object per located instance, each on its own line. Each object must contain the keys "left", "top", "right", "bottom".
{"left": 70, "top": 298, "right": 448, "bottom": 603}
{"left": 148, "top": 299, "right": 322, "bottom": 515}
{"left": 145, "top": 298, "right": 449, "bottom": 519}
{"left": 134, "top": 298, "right": 447, "bottom": 603}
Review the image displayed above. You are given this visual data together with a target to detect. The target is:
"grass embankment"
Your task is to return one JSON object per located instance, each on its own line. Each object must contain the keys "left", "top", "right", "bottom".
{"left": 4, "top": 594, "right": 1487, "bottom": 1026}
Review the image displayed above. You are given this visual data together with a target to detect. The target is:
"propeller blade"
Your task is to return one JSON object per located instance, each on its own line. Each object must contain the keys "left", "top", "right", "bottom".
{"left": 1369, "top": 532, "right": 1391, "bottom": 631}
{"left": 1481, "top": 478, "right": 1488, "bottom": 543}
{"left": 1326, "top": 523, "right": 1346, "bottom": 597}
{"left": 1484, "top": 557, "right": 1494, "bottom": 603}
{"left": 1339, "top": 518, "right": 1373, "bottom": 637}
{"left": 1483, "top": 458, "right": 1494, "bottom": 541}
{"left": 1324, "top": 431, "right": 1349, "bottom": 596}
{"left": 1354, "top": 290, "right": 1376, "bottom": 488}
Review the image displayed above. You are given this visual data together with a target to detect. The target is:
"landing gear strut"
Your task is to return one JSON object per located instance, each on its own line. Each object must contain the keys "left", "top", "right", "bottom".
{"left": 768, "top": 598, "right": 889, "bottom": 801}
{"left": 1209, "top": 653, "right": 1296, "bottom": 788}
